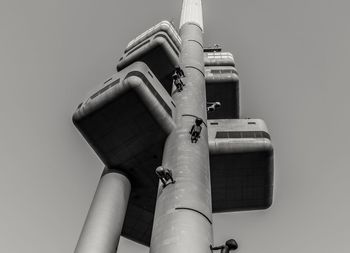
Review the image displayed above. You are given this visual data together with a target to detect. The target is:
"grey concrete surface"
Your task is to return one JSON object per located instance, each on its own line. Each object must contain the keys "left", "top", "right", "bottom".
{"left": 150, "top": 1, "right": 212, "bottom": 252}
{"left": 75, "top": 171, "right": 130, "bottom": 253}
{"left": 0, "top": 0, "right": 349, "bottom": 252}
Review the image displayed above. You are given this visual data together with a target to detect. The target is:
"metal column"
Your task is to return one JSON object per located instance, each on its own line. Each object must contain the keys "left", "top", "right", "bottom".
{"left": 75, "top": 170, "right": 131, "bottom": 253}
{"left": 150, "top": 0, "right": 213, "bottom": 252}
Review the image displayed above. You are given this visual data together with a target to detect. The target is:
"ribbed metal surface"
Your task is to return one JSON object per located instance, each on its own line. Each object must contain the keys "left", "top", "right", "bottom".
{"left": 180, "top": 0, "right": 203, "bottom": 30}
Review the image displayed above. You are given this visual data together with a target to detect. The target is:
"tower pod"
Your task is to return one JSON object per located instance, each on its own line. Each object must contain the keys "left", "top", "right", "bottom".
{"left": 205, "top": 65, "right": 239, "bottom": 119}
{"left": 73, "top": 62, "right": 176, "bottom": 245}
{"left": 208, "top": 119, "right": 274, "bottom": 212}
{"left": 117, "top": 21, "right": 181, "bottom": 94}
{"left": 118, "top": 25, "right": 239, "bottom": 120}
{"left": 204, "top": 51, "right": 236, "bottom": 67}
{"left": 73, "top": 61, "right": 175, "bottom": 168}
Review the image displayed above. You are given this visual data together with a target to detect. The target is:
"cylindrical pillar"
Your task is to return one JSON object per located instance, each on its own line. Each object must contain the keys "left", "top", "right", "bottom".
{"left": 75, "top": 170, "right": 131, "bottom": 253}
{"left": 150, "top": 1, "right": 213, "bottom": 253}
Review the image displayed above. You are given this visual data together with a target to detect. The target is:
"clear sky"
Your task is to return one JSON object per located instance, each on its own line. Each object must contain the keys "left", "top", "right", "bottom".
{"left": 1, "top": 0, "right": 350, "bottom": 252}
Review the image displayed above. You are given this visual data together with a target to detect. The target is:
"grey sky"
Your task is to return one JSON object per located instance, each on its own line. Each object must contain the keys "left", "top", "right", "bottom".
{"left": 1, "top": 0, "right": 349, "bottom": 252}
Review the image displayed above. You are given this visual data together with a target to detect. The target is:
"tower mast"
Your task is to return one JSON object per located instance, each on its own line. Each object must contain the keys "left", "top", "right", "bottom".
{"left": 150, "top": 0, "right": 213, "bottom": 252}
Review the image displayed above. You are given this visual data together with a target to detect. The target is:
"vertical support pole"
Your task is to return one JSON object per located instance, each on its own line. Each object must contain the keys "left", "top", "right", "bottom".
{"left": 150, "top": 1, "right": 213, "bottom": 253}
{"left": 75, "top": 169, "right": 131, "bottom": 253}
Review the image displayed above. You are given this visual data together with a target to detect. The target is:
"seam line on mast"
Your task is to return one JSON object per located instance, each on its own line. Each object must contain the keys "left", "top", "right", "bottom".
{"left": 175, "top": 207, "right": 212, "bottom": 224}
{"left": 181, "top": 22, "right": 203, "bottom": 32}
{"left": 184, "top": 65, "right": 205, "bottom": 77}
{"left": 187, "top": 39, "right": 203, "bottom": 48}
{"left": 182, "top": 114, "right": 207, "bottom": 127}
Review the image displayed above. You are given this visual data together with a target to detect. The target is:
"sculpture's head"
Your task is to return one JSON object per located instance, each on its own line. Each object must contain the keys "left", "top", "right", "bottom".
{"left": 225, "top": 239, "right": 238, "bottom": 251}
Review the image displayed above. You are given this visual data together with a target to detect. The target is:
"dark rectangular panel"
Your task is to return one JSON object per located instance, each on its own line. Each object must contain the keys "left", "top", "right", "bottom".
{"left": 215, "top": 131, "right": 271, "bottom": 140}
